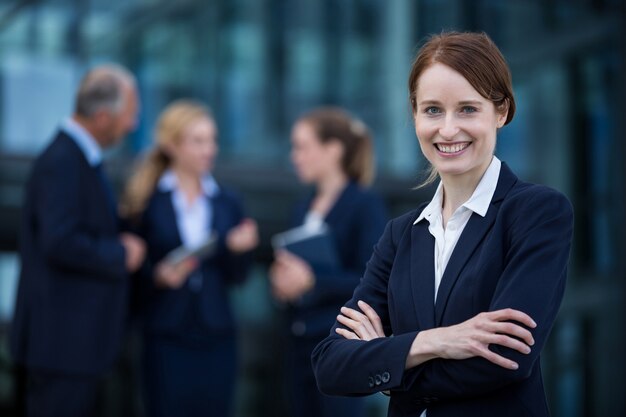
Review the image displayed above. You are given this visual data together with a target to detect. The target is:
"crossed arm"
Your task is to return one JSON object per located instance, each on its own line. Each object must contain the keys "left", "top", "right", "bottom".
{"left": 312, "top": 188, "right": 573, "bottom": 400}
{"left": 337, "top": 300, "right": 535, "bottom": 371}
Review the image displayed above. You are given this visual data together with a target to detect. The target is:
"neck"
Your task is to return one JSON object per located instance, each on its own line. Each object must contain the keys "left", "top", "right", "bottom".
{"left": 172, "top": 167, "right": 203, "bottom": 202}
{"left": 440, "top": 158, "right": 492, "bottom": 221}
{"left": 316, "top": 171, "right": 349, "bottom": 199}
{"left": 72, "top": 115, "right": 107, "bottom": 148}
{"left": 309, "top": 171, "right": 348, "bottom": 217}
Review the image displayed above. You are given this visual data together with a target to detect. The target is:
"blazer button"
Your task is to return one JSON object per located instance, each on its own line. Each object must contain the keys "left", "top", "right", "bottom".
{"left": 381, "top": 371, "right": 390, "bottom": 383}
{"left": 368, "top": 376, "right": 375, "bottom": 388}
{"left": 374, "top": 374, "right": 382, "bottom": 386}
{"left": 291, "top": 321, "right": 306, "bottom": 336}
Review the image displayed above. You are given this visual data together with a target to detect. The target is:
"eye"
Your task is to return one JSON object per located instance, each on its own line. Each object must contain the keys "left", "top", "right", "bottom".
{"left": 461, "top": 106, "right": 478, "bottom": 114}
{"left": 424, "top": 106, "right": 442, "bottom": 115}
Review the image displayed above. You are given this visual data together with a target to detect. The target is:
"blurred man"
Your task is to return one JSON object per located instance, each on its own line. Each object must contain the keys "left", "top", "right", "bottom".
{"left": 10, "top": 64, "right": 146, "bottom": 417}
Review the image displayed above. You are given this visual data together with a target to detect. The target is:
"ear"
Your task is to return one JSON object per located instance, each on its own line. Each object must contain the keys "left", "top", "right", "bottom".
{"left": 160, "top": 141, "right": 177, "bottom": 158}
{"left": 325, "top": 139, "right": 345, "bottom": 162}
{"left": 92, "top": 109, "right": 113, "bottom": 128}
{"left": 496, "top": 99, "right": 509, "bottom": 128}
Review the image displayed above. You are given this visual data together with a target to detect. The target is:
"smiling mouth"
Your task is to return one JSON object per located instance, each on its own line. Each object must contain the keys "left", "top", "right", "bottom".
{"left": 435, "top": 142, "right": 471, "bottom": 154}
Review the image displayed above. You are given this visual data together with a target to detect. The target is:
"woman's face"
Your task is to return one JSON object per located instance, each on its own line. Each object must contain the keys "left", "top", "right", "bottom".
{"left": 169, "top": 116, "right": 218, "bottom": 177}
{"left": 413, "top": 63, "right": 507, "bottom": 182}
{"left": 290, "top": 120, "right": 342, "bottom": 184}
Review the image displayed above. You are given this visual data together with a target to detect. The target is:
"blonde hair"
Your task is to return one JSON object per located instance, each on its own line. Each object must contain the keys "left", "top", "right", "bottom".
{"left": 121, "top": 99, "right": 213, "bottom": 220}
{"left": 298, "top": 107, "right": 375, "bottom": 186}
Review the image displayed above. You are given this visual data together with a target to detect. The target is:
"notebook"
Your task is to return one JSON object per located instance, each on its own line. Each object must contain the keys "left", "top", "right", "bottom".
{"left": 271, "top": 224, "right": 340, "bottom": 271}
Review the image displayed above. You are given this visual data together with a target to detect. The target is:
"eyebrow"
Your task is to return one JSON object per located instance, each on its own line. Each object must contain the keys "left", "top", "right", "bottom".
{"left": 458, "top": 100, "right": 483, "bottom": 106}
{"left": 418, "top": 99, "right": 484, "bottom": 106}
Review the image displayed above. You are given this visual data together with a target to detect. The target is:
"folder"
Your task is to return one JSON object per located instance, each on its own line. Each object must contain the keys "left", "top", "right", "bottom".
{"left": 163, "top": 232, "right": 218, "bottom": 266}
{"left": 271, "top": 224, "right": 340, "bottom": 271}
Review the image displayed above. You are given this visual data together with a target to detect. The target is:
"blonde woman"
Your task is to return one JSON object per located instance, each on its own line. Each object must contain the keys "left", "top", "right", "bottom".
{"left": 123, "top": 100, "right": 258, "bottom": 417}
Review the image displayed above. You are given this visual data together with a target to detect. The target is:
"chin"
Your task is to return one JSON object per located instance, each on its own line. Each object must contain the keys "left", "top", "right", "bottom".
{"left": 433, "top": 162, "right": 471, "bottom": 177}
{"left": 296, "top": 174, "right": 314, "bottom": 184}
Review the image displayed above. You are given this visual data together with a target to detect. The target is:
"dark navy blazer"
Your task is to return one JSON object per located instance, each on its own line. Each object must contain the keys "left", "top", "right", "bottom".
{"left": 288, "top": 181, "right": 387, "bottom": 338}
{"left": 312, "top": 163, "right": 574, "bottom": 417}
{"left": 10, "top": 131, "right": 128, "bottom": 376}
{"left": 135, "top": 186, "right": 252, "bottom": 337}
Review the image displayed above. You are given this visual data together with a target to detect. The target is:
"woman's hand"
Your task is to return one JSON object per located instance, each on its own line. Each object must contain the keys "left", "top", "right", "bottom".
{"left": 335, "top": 300, "right": 386, "bottom": 341}
{"left": 154, "top": 257, "right": 197, "bottom": 289}
{"left": 226, "top": 218, "right": 259, "bottom": 253}
{"left": 269, "top": 250, "right": 315, "bottom": 302}
{"left": 407, "top": 308, "right": 537, "bottom": 370}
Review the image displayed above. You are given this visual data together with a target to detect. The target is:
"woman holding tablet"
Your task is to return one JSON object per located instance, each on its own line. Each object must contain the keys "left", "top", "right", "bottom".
{"left": 122, "top": 100, "right": 258, "bottom": 417}
{"left": 269, "top": 107, "right": 387, "bottom": 417}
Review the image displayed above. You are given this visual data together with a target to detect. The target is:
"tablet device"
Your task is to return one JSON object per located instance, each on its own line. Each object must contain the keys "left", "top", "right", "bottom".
{"left": 163, "top": 232, "right": 218, "bottom": 266}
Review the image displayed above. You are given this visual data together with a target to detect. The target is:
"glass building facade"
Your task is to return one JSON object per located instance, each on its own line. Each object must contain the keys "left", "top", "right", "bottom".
{"left": 0, "top": 1, "right": 624, "bottom": 416}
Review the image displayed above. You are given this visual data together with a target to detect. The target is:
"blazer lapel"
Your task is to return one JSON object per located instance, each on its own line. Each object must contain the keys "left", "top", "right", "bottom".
{"left": 434, "top": 163, "right": 518, "bottom": 325}
{"left": 157, "top": 191, "right": 184, "bottom": 249}
{"left": 410, "top": 220, "right": 437, "bottom": 330}
{"left": 209, "top": 192, "right": 223, "bottom": 236}
{"left": 324, "top": 182, "right": 355, "bottom": 226}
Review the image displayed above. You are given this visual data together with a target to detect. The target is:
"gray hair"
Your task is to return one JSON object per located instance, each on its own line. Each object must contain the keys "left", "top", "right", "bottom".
{"left": 75, "top": 64, "right": 136, "bottom": 117}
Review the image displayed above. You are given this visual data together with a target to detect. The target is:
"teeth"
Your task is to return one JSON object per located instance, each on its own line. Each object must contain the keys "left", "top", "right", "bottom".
{"left": 436, "top": 143, "right": 469, "bottom": 153}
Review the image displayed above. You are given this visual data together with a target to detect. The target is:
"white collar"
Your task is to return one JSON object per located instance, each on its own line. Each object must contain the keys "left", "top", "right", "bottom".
{"left": 414, "top": 156, "right": 501, "bottom": 224}
{"left": 61, "top": 117, "right": 103, "bottom": 166}
{"left": 157, "top": 169, "right": 220, "bottom": 198}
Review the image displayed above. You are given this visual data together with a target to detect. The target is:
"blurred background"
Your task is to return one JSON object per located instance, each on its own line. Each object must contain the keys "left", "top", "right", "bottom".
{"left": 0, "top": 0, "right": 624, "bottom": 416}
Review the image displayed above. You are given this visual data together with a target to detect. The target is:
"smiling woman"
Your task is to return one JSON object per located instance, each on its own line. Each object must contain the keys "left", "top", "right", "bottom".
{"left": 311, "top": 32, "right": 574, "bottom": 417}
{"left": 413, "top": 62, "right": 507, "bottom": 198}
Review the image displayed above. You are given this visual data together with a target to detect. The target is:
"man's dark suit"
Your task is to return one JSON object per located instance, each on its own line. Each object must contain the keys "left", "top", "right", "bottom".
{"left": 10, "top": 130, "right": 128, "bottom": 415}
{"left": 312, "top": 163, "right": 574, "bottom": 417}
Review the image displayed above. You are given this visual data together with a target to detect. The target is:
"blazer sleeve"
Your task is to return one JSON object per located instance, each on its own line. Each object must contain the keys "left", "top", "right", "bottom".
{"left": 313, "top": 188, "right": 574, "bottom": 400}
{"left": 397, "top": 187, "right": 574, "bottom": 401}
{"left": 311, "top": 213, "right": 421, "bottom": 395}
{"left": 306, "top": 194, "right": 387, "bottom": 304}
{"left": 215, "top": 192, "right": 254, "bottom": 285}
{"left": 36, "top": 158, "right": 126, "bottom": 279}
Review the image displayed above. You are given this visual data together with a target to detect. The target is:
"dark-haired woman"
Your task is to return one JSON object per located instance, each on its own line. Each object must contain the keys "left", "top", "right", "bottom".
{"left": 270, "top": 107, "right": 387, "bottom": 417}
{"left": 312, "top": 32, "right": 573, "bottom": 417}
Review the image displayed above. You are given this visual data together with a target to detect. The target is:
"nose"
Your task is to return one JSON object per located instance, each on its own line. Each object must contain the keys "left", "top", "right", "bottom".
{"left": 438, "top": 115, "right": 459, "bottom": 140}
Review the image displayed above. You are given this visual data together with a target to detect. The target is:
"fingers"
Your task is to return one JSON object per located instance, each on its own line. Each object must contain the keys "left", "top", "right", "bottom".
{"left": 335, "top": 327, "right": 360, "bottom": 340}
{"left": 227, "top": 218, "right": 259, "bottom": 253}
{"left": 471, "top": 309, "right": 536, "bottom": 364}
{"left": 337, "top": 306, "right": 379, "bottom": 341}
{"left": 269, "top": 261, "right": 307, "bottom": 302}
{"left": 478, "top": 346, "right": 520, "bottom": 370}
{"left": 357, "top": 300, "right": 385, "bottom": 337}
{"left": 481, "top": 308, "right": 536, "bottom": 347}
{"left": 333, "top": 300, "right": 385, "bottom": 342}
{"left": 155, "top": 258, "right": 195, "bottom": 289}
{"left": 488, "top": 308, "right": 536, "bottom": 329}
{"left": 485, "top": 332, "right": 532, "bottom": 356}
{"left": 120, "top": 233, "right": 147, "bottom": 272}
{"left": 339, "top": 307, "right": 376, "bottom": 334}
{"left": 489, "top": 321, "right": 535, "bottom": 347}
{"left": 274, "top": 249, "right": 304, "bottom": 266}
